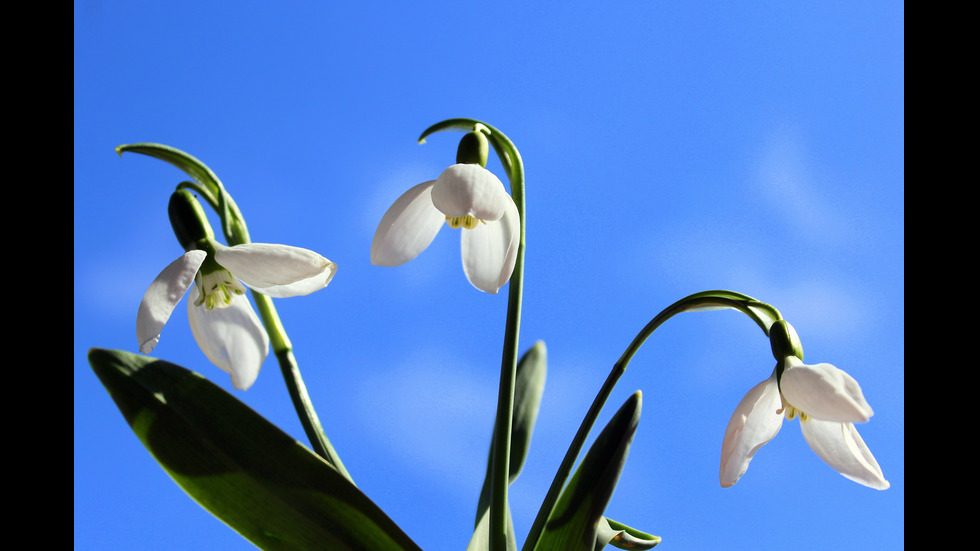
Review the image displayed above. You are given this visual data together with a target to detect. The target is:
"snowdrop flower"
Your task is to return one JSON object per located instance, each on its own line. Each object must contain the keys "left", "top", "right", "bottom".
{"left": 137, "top": 243, "right": 336, "bottom": 390}
{"left": 371, "top": 162, "right": 519, "bottom": 294}
{"left": 720, "top": 320, "right": 889, "bottom": 490}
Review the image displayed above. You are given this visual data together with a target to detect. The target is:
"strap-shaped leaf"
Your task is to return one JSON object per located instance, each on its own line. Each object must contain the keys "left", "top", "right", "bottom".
{"left": 468, "top": 342, "right": 547, "bottom": 551}
{"left": 595, "top": 517, "right": 660, "bottom": 550}
{"left": 508, "top": 341, "right": 547, "bottom": 482}
{"left": 533, "top": 392, "right": 642, "bottom": 551}
{"left": 89, "top": 348, "right": 421, "bottom": 551}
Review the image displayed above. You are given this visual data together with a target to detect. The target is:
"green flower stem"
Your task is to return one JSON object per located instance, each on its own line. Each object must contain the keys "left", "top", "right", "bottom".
{"left": 491, "top": 207, "right": 524, "bottom": 551}
{"left": 521, "top": 291, "right": 780, "bottom": 551}
{"left": 200, "top": 164, "right": 347, "bottom": 481}
{"left": 251, "top": 290, "right": 353, "bottom": 482}
{"left": 226, "top": 204, "right": 350, "bottom": 482}
{"left": 419, "top": 119, "right": 527, "bottom": 551}
{"left": 488, "top": 127, "right": 525, "bottom": 551}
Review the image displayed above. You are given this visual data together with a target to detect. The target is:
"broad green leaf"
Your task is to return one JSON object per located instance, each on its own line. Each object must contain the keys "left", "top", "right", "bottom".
{"left": 89, "top": 348, "right": 421, "bottom": 551}
{"left": 468, "top": 342, "right": 547, "bottom": 551}
{"left": 533, "top": 392, "right": 641, "bottom": 551}
{"left": 595, "top": 518, "right": 660, "bottom": 550}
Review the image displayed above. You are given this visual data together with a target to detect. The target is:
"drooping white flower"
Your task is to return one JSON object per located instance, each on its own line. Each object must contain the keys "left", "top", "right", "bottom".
{"left": 371, "top": 163, "right": 519, "bottom": 294}
{"left": 720, "top": 356, "right": 889, "bottom": 490}
{"left": 136, "top": 243, "right": 336, "bottom": 390}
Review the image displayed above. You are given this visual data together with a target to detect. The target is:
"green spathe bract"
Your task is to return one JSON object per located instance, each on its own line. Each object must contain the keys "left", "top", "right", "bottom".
{"left": 770, "top": 320, "right": 804, "bottom": 363}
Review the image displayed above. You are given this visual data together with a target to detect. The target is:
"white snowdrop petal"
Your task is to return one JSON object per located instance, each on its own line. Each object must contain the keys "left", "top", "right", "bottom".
{"left": 800, "top": 419, "right": 890, "bottom": 490}
{"left": 371, "top": 180, "right": 445, "bottom": 267}
{"left": 781, "top": 359, "right": 873, "bottom": 423}
{"left": 431, "top": 164, "right": 509, "bottom": 221}
{"left": 460, "top": 197, "right": 519, "bottom": 294}
{"left": 136, "top": 250, "right": 207, "bottom": 353}
{"left": 187, "top": 293, "right": 270, "bottom": 390}
{"left": 719, "top": 372, "right": 784, "bottom": 487}
{"left": 216, "top": 242, "right": 334, "bottom": 297}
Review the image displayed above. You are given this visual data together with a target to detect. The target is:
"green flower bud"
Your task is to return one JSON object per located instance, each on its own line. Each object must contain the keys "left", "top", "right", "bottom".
{"left": 168, "top": 189, "right": 215, "bottom": 251}
{"left": 770, "top": 320, "right": 804, "bottom": 361}
{"left": 456, "top": 130, "right": 489, "bottom": 167}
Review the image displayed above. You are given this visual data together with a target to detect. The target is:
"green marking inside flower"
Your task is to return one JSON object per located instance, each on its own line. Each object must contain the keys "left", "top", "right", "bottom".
{"left": 445, "top": 214, "right": 486, "bottom": 229}
{"left": 778, "top": 397, "right": 809, "bottom": 423}
{"left": 193, "top": 268, "right": 247, "bottom": 310}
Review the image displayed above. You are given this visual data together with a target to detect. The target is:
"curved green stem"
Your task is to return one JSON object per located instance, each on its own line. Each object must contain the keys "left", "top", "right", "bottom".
{"left": 521, "top": 291, "right": 780, "bottom": 551}
{"left": 421, "top": 119, "right": 526, "bottom": 551}
{"left": 218, "top": 190, "right": 347, "bottom": 480}
{"left": 252, "top": 292, "right": 353, "bottom": 481}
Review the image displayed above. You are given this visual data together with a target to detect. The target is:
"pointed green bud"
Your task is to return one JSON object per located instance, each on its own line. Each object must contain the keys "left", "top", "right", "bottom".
{"left": 168, "top": 189, "right": 215, "bottom": 251}
{"left": 770, "top": 320, "right": 804, "bottom": 361}
{"left": 456, "top": 130, "right": 489, "bottom": 167}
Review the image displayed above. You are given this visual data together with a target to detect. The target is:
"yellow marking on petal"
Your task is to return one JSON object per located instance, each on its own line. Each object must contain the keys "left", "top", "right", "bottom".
{"left": 445, "top": 215, "right": 486, "bottom": 230}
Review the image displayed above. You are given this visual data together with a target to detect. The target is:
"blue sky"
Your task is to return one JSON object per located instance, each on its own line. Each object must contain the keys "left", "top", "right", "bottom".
{"left": 74, "top": 2, "right": 904, "bottom": 550}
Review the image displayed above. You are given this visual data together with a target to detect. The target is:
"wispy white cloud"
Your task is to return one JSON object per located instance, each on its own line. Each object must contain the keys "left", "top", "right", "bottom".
{"left": 645, "top": 224, "right": 868, "bottom": 346}
{"left": 354, "top": 346, "right": 497, "bottom": 497}
{"left": 753, "top": 124, "right": 853, "bottom": 246}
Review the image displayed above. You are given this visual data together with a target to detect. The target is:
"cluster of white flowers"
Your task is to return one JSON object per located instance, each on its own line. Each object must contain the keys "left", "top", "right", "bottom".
{"left": 137, "top": 160, "right": 514, "bottom": 389}
{"left": 136, "top": 155, "right": 888, "bottom": 493}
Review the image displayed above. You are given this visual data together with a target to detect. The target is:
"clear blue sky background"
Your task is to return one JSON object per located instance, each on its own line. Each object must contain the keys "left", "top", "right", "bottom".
{"left": 74, "top": 2, "right": 904, "bottom": 550}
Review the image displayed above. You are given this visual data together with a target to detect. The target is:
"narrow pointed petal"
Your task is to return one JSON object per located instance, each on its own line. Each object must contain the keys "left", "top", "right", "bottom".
{"left": 460, "top": 197, "right": 519, "bottom": 294}
{"left": 431, "top": 164, "right": 509, "bottom": 221}
{"left": 371, "top": 180, "right": 445, "bottom": 267}
{"left": 780, "top": 358, "right": 873, "bottom": 423}
{"left": 800, "top": 419, "right": 889, "bottom": 489}
{"left": 215, "top": 243, "right": 336, "bottom": 298}
{"left": 136, "top": 250, "right": 207, "bottom": 354}
{"left": 187, "top": 293, "right": 270, "bottom": 390}
{"left": 720, "top": 372, "right": 784, "bottom": 487}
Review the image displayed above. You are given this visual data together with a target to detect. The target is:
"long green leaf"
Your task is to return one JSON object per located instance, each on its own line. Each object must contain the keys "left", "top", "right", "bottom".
{"left": 89, "top": 348, "right": 421, "bottom": 551}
